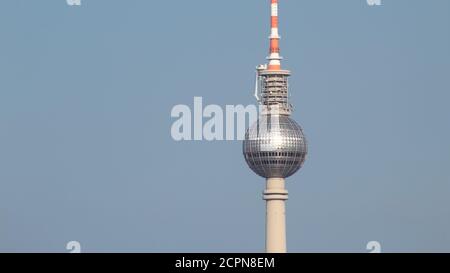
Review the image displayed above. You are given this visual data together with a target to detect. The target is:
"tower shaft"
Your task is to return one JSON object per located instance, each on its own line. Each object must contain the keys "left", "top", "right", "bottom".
{"left": 264, "top": 178, "right": 288, "bottom": 253}
{"left": 266, "top": 0, "right": 288, "bottom": 254}
{"left": 243, "top": 0, "right": 307, "bottom": 254}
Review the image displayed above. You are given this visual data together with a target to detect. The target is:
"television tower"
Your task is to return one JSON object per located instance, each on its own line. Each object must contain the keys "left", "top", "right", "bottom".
{"left": 243, "top": 0, "right": 308, "bottom": 253}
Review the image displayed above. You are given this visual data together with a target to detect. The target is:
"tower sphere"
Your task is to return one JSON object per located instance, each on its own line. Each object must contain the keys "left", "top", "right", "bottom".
{"left": 243, "top": 114, "right": 308, "bottom": 179}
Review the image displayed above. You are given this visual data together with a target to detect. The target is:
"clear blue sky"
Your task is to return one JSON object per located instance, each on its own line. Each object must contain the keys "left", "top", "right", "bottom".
{"left": 0, "top": 0, "right": 449, "bottom": 252}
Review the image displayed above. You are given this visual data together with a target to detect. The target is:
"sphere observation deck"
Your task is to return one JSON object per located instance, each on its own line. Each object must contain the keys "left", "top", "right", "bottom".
{"left": 243, "top": 114, "right": 308, "bottom": 179}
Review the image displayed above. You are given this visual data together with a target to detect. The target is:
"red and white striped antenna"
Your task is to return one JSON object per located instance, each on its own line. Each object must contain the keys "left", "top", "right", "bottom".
{"left": 254, "top": 0, "right": 292, "bottom": 115}
{"left": 268, "top": 0, "right": 282, "bottom": 71}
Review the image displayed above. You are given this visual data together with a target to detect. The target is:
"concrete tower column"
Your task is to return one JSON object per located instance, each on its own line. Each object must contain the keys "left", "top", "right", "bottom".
{"left": 243, "top": 0, "right": 308, "bottom": 254}
{"left": 263, "top": 178, "right": 288, "bottom": 253}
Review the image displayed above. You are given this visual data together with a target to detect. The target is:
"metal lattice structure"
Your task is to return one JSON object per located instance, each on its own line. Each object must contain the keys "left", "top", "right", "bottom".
{"left": 259, "top": 70, "right": 292, "bottom": 115}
